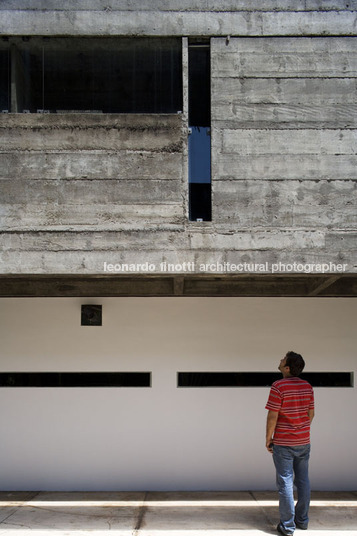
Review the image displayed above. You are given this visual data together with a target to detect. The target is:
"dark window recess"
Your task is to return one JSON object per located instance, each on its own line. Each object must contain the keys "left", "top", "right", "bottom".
{"left": 178, "top": 372, "right": 353, "bottom": 388}
{"left": 188, "top": 44, "right": 210, "bottom": 127}
{"left": 189, "top": 183, "right": 212, "bottom": 221}
{"left": 0, "top": 372, "right": 151, "bottom": 388}
{"left": 81, "top": 304, "right": 102, "bottom": 326}
{"left": 188, "top": 42, "right": 211, "bottom": 222}
{"left": 0, "top": 46, "right": 10, "bottom": 111}
{"left": 2, "top": 37, "right": 182, "bottom": 113}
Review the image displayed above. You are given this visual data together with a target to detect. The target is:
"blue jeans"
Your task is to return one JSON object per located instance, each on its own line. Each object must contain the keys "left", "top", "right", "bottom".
{"left": 273, "top": 444, "right": 311, "bottom": 534}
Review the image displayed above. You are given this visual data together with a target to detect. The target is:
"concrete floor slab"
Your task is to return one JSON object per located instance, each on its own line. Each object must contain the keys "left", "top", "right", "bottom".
{"left": 0, "top": 491, "right": 356, "bottom": 536}
{"left": 0, "top": 492, "right": 38, "bottom": 524}
{"left": 0, "top": 492, "right": 144, "bottom": 535}
{"left": 253, "top": 490, "right": 357, "bottom": 533}
{"left": 141, "top": 491, "right": 271, "bottom": 532}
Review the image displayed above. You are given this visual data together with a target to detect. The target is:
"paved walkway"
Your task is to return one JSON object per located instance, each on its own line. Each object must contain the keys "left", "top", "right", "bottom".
{"left": 0, "top": 491, "right": 356, "bottom": 535}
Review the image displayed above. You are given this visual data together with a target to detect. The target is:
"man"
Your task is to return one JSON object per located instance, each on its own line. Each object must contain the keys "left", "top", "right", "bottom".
{"left": 266, "top": 351, "right": 315, "bottom": 536}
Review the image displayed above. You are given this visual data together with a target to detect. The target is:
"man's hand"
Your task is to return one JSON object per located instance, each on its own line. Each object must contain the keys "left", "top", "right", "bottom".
{"left": 266, "top": 440, "right": 274, "bottom": 454}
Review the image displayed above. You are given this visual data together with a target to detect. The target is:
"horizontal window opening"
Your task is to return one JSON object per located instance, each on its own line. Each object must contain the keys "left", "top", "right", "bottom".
{"left": 0, "top": 37, "right": 182, "bottom": 114}
{"left": 1, "top": 372, "right": 351, "bottom": 388}
{"left": 0, "top": 372, "right": 151, "bottom": 388}
{"left": 178, "top": 372, "right": 353, "bottom": 388}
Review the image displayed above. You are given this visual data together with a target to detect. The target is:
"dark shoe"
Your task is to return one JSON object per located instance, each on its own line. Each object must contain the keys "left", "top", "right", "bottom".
{"left": 277, "top": 523, "right": 294, "bottom": 536}
{"left": 295, "top": 520, "right": 308, "bottom": 530}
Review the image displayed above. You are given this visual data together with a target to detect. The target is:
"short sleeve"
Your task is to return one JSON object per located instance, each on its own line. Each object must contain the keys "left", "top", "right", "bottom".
{"left": 265, "top": 383, "right": 282, "bottom": 412}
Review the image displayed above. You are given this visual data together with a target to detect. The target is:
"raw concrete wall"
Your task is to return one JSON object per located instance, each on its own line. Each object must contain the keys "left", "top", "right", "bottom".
{"left": 0, "top": 5, "right": 357, "bottom": 276}
{"left": 211, "top": 37, "right": 357, "bottom": 270}
{"left": 1, "top": 1, "right": 356, "bottom": 36}
{"left": 0, "top": 113, "right": 189, "bottom": 273}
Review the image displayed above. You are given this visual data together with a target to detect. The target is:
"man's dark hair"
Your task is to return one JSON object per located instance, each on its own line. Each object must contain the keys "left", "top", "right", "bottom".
{"left": 285, "top": 351, "right": 305, "bottom": 377}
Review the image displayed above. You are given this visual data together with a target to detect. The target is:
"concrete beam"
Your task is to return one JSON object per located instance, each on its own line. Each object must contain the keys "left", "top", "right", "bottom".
{"left": 0, "top": 274, "right": 356, "bottom": 297}
{"left": 0, "top": 246, "right": 354, "bottom": 274}
{"left": 1, "top": 10, "right": 356, "bottom": 37}
{"left": 1, "top": 1, "right": 356, "bottom": 12}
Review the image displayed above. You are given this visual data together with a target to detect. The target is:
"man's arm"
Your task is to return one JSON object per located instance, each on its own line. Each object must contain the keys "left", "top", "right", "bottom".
{"left": 266, "top": 410, "right": 279, "bottom": 453}
{"left": 308, "top": 408, "right": 315, "bottom": 423}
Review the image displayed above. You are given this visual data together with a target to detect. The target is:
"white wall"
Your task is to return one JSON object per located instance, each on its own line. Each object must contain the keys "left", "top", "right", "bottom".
{"left": 0, "top": 297, "right": 355, "bottom": 491}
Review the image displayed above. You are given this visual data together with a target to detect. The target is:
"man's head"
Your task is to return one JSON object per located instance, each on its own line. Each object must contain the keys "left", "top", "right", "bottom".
{"left": 279, "top": 351, "right": 305, "bottom": 377}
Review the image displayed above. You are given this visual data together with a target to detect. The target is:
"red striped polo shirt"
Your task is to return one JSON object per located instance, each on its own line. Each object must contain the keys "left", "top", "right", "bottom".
{"left": 265, "top": 376, "right": 314, "bottom": 446}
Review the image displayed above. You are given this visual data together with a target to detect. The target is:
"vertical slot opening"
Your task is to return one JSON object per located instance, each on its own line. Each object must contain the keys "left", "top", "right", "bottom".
{"left": 188, "top": 41, "right": 211, "bottom": 222}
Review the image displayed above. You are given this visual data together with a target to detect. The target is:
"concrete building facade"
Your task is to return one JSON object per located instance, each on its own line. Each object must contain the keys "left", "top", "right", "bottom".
{"left": 0, "top": 1, "right": 356, "bottom": 491}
